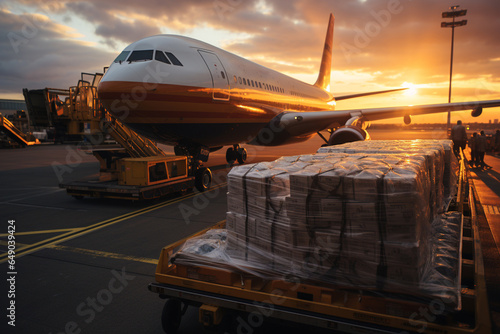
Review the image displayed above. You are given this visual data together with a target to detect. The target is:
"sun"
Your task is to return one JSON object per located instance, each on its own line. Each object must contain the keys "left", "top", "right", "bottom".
{"left": 402, "top": 82, "right": 417, "bottom": 96}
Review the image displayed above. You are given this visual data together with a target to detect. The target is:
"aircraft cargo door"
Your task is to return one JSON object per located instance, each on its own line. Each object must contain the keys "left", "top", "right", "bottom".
{"left": 198, "top": 50, "right": 230, "bottom": 101}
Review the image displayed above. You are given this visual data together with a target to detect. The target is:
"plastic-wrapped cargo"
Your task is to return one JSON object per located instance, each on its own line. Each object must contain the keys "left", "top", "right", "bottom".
{"left": 172, "top": 140, "right": 461, "bottom": 308}
{"left": 172, "top": 212, "right": 462, "bottom": 308}
{"left": 317, "top": 139, "right": 459, "bottom": 209}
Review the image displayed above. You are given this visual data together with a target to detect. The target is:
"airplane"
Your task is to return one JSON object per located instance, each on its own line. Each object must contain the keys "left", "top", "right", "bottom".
{"left": 98, "top": 13, "right": 500, "bottom": 191}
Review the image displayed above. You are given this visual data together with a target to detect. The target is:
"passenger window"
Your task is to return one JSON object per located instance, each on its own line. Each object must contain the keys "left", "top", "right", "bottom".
{"left": 251, "top": 80, "right": 255, "bottom": 87}
{"left": 234, "top": 75, "right": 237, "bottom": 83}
{"left": 243, "top": 78, "right": 247, "bottom": 85}
{"left": 238, "top": 77, "right": 242, "bottom": 84}
{"left": 221, "top": 71, "right": 226, "bottom": 79}
{"left": 128, "top": 50, "right": 154, "bottom": 62}
{"left": 155, "top": 51, "right": 171, "bottom": 64}
{"left": 113, "top": 51, "right": 130, "bottom": 63}
{"left": 259, "top": 82, "right": 262, "bottom": 89}
{"left": 165, "top": 52, "right": 183, "bottom": 66}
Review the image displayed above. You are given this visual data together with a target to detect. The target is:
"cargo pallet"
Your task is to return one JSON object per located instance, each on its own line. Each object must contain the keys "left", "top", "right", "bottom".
{"left": 148, "top": 156, "right": 492, "bottom": 333}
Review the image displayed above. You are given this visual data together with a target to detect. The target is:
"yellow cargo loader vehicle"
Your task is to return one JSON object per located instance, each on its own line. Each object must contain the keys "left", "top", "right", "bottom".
{"left": 46, "top": 71, "right": 213, "bottom": 200}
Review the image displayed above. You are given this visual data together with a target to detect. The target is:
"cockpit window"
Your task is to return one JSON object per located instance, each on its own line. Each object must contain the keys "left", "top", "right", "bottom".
{"left": 165, "top": 52, "right": 183, "bottom": 66}
{"left": 113, "top": 51, "right": 130, "bottom": 63}
{"left": 128, "top": 50, "right": 154, "bottom": 62}
{"left": 155, "top": 51, "right": 171, "bottom": 64}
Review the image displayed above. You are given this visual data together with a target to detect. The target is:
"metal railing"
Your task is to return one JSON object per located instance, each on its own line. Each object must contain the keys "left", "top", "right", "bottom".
{"left": 105, "top": 117, "right": 166, "bottom": 158}
{"left": 0, "top": 114, "right": 35, "bottom": 146}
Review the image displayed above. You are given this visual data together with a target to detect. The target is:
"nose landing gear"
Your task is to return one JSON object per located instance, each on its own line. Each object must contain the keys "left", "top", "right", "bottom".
{"left": 226, "top": 145, "right": 247, "bottom": 165}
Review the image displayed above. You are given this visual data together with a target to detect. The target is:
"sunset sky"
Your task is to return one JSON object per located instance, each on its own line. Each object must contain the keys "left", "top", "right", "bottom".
{"left": 1, "top": 0, "right": 499, "bottom": 124}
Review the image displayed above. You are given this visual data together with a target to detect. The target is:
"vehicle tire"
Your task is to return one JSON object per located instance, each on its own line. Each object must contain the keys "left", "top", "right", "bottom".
{"left": 226, "top": 147, "right": 236, "bottom": 164}
{"left": 216, "top": 314, "right": 237, "bottom": 334}
{"left": 236, "top": 147, "right": 247, "bottom": 164}
{"left": 195, "top": 167, "right": 212, "bottom": 192}
{"left": 161, "top": 299, "right": 182, "bottom": 334}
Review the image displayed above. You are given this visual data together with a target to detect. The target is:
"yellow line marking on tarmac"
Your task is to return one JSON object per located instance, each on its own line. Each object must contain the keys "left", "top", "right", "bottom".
{"left": 0, "top": 241, "right": 157, "bottom": 265}
{"left": 0, "top": 241, "right": 29, "bottom": 247}
{"left": 484, "top": 205, "right": 500, "bottom": 215}
{"left": 0, "top": 182, "right": 227, "bottom": 263}
{"left": 48, "top": 245, "right": 158, "bottom": 265}
{"left": 0, "top": 228, "right": 84, "bottom": 237}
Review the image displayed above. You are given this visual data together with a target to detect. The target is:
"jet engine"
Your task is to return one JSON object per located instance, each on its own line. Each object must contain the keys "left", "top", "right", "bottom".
{"left": 471, "top": 107, "right": 482, "bottom": 117}
{"left": 327, "top": 125, "right": 370, "bottom": 145}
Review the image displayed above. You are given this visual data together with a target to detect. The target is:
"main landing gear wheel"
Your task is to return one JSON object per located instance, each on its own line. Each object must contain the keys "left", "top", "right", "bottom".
{"left": 226, "top": 145, "right": 247, "bottom": 165}
{"left": 236, "top": 147, "right": 247, "bottom": 164}
{"left": 161, "top": 299, "right": 183, "bottom": 334}
{"left": 195, "top": 167, "right": 212, "bottom": 192}
{"left": 226, "top": 147, "right": 237, "bottom": 164}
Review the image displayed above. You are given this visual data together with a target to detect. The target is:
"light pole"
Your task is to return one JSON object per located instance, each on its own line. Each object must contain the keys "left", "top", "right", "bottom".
{"left": 441, "top": 5, "right": 467, "bottom": 136}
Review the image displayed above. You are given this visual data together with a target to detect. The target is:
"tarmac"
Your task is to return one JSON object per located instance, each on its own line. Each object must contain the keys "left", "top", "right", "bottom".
{"left": 1, "top": 132, "right": 499, "bottom": 334}
{"left": 0, "top": 137, "right": 327, "bottom": 334}
{"left": 465, "top": 150, "right": 500, "bottom": 329}
{"left": 467, "top": 152, "right": 500, "bottom": 252}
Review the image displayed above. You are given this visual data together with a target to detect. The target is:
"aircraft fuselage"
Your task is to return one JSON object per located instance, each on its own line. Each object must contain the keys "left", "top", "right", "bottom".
{"left": 98, "top": 35, "right": 333, "bottom": 149}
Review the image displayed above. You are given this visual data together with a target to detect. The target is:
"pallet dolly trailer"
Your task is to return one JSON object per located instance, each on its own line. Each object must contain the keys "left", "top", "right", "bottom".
{"left": 148, "top": 158, "right": 493, "bottom": 333}
{"left": 62, "top": 175, "right": 196, "bottom": 201}
{"left": 61, "top": 154, "right": 213, "bottom": 201}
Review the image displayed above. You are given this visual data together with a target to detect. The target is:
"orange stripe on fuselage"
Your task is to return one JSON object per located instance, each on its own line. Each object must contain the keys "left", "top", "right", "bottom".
{"left": 98, "top": 81, "right": 330, "bottom": 124}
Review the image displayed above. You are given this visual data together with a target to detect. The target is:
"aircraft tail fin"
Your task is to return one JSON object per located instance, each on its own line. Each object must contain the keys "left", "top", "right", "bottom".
{"left": 314, "top": 13, "right": 334, "bottom": 91}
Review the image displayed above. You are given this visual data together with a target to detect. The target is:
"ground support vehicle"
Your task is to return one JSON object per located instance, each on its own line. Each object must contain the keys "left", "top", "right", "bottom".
{"left": 60, "top": 154, "right": 214, "bottom": 200}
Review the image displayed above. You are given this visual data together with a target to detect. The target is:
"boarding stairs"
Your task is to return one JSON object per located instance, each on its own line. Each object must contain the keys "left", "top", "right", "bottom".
{"left": 104, "top": 117, "right": 166, "bottom": 158}
{"left": 0, "top": 114, "right": 36, "bottom": 147}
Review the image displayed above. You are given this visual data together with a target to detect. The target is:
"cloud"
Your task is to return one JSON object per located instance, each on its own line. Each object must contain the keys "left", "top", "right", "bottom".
{"left": 64, "top": 2, "right": 162, "bottom": 47}
{"left": 1, "top": 0, "right": 499, "bottom": 109}
{"left": 0, "top": 9, "right": 114, "bottom": 95}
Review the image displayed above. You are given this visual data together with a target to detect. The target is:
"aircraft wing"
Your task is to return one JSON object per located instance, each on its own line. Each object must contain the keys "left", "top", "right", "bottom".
{"left": 333, "top": 88, "right": 407, "bottom": 101}
{"left": 278, "top": 99, "right": 500, "bottom": 137}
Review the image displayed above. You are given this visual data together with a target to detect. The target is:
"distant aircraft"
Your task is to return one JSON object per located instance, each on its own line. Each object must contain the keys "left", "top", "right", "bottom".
{"left": 98, "top": 13, "right": 500, "bottom": 187}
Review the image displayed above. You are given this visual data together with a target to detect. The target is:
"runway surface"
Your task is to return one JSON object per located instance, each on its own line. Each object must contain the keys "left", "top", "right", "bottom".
{"left": 1, "top": 129, "right": 498, "bottom": 334}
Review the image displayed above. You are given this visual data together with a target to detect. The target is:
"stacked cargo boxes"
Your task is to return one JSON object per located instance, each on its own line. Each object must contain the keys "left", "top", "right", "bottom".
{"left": 160, "top": 140, "right": 460, "bottom": 305}
{"left": 223, "top": 140, "right": 458, "bottom": 294}
{"left": 318, "top": 140, "right": 458, "bottom": 210}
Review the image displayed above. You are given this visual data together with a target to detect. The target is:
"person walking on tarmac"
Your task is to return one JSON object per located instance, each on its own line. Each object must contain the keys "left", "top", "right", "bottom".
{"left": 451, "top": 120, "right": 467, "bottom": 157}
{"left": 476, "top": 130, "right": 491, "bottom": 169}
{"left": 469, "top": 132, "right": 478, "bottom": 167}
